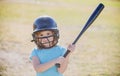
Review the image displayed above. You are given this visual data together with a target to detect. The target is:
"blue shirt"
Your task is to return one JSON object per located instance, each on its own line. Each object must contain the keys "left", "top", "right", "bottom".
{"left": 30, "top": 45, "right": 66, "bottom": 76}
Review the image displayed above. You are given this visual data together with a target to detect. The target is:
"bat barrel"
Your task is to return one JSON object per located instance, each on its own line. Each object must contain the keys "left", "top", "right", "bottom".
{"left": 72, "top": 3, "right": 104, "bottom": 45}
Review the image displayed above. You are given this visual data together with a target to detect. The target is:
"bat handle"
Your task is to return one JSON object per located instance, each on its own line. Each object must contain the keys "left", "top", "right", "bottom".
{"left": 55, "top": 50, "right": 71, "bottom": 68}
{"left": 63, "top": 50, "right": 71, "bottom": 57}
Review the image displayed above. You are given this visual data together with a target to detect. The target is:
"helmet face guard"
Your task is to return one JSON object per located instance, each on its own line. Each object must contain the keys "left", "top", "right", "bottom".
{"left": 32, "top": 29, "right": 59, "bottom": 49}
{"left": 31, "top": 16, "right": 59, "bottom": 49}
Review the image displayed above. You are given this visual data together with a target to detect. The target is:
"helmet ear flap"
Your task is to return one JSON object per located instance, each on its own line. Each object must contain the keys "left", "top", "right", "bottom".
{"left": 33, "top": 24, "right": 36, "bottom": 31}
{"left": 57, "top": 30, "right": 59, "bottom": 39}
{"left": 55, "top": 29, "right": 59, "bottom": 39}
{"left": 31, "top": 33, "right": 35, "bottom": 42}
{"left": 32, "top": 24, "right": 37, "bottom": 42}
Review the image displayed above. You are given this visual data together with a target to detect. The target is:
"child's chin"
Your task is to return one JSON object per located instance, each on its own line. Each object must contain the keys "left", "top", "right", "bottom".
{"left": 43, "top": 44, "right": 50, "bottom": 47}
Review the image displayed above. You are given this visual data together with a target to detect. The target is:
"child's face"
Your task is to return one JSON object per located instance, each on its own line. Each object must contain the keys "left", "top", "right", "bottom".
{"left": 35, "top": 30, "right": 54, "bottom": 48}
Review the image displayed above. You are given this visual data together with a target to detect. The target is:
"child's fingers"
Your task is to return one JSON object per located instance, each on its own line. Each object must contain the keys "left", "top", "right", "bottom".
{"left": 67, "top": 44, "right": 76, "bottom": 52}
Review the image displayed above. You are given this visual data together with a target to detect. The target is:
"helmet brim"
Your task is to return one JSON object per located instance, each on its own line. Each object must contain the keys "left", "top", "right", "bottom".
{"left": 33, "top": 28, "right": 57, "bottom": 33}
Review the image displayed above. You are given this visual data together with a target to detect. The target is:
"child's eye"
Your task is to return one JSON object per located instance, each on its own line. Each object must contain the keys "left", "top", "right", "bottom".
{"left": 40, "top": 34, "right": 43, "bottom": 37}
{"left": 47, "top": 33, "right": 50, "bottom": 35}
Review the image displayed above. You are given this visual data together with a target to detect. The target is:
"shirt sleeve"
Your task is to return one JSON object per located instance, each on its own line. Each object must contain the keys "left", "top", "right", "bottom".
{"left": 29, "top": 48, "right": 38, "bottom": 61}
{"left": 61, "top": 46, "right": 67, "bottom": 56}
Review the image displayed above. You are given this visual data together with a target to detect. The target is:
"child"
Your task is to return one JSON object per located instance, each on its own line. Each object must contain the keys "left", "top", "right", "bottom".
{"left": 30, "top": 15, "right": 75, "bottom": 76}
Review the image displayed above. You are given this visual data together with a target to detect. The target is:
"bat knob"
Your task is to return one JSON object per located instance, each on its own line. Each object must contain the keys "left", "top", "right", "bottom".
{"left": 55, "top": 63, "right": 60, "bottom": 68}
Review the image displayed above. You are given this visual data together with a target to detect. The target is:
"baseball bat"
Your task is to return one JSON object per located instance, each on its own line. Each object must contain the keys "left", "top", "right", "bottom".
{"left": 56, "top": 3, "right": 104, "bottom": 67}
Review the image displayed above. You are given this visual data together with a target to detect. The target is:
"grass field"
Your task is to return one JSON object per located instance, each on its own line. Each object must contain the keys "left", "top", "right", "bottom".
{"left": 0, "top": 0, "right": 120, "bottom": 76}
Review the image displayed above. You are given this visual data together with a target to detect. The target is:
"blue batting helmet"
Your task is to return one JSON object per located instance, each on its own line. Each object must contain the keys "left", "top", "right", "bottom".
{"left": 32, "top": 16, "right": 59, "bottom": 49}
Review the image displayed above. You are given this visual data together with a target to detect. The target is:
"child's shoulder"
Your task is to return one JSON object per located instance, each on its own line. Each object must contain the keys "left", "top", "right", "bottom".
{"left": 55, "top": 45, "right": 67, "bottom": 51}
{"left": 32, "top": 47, "right": 39, "bottom": 52}
{"left": 55, "top": 45, "right": 65, "bottom": 49}
{"left": 55, "top": 45, "right": 67, "bottom": 56}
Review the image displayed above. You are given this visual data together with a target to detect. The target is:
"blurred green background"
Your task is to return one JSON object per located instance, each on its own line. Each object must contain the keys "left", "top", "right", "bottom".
{"left": 0, "top": 0, "right": 120, "bottom": 76}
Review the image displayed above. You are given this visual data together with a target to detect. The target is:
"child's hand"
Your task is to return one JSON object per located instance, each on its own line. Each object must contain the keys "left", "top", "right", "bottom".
{"left": 67, "top": 44, "right": 76, "bottom": 53}
{"left": 56, "top": 56, "right": 65, "bottom": 64}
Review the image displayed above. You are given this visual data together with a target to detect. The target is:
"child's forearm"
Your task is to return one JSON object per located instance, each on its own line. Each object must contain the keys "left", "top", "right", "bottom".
{"left": 34, "top": 58, "right": 58, "bottom": 72}
{"left": 57, "top": 54, "right": 70, "bottom": 73}
{"left": 57, "top": 48, "right": 75, "bottom": 73}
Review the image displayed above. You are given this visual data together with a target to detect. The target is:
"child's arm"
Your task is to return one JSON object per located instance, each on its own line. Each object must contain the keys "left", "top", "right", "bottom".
{"left": 57, "top": 54, "right": 70, "bottom": 73}
{"left": 31, "top": 56, "right": 64, "bottom": 73}
{"left": 57, "top": 44, "right": 76, "bottom": 73}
